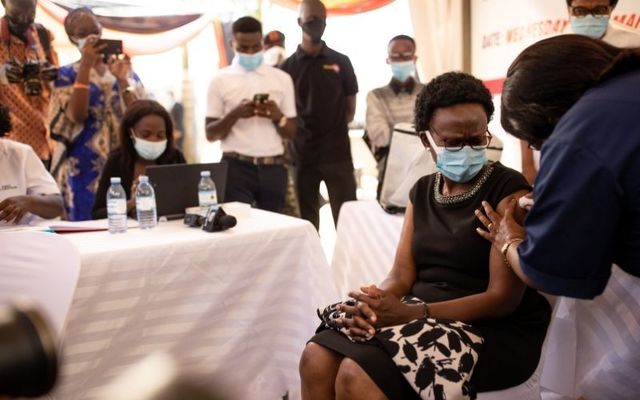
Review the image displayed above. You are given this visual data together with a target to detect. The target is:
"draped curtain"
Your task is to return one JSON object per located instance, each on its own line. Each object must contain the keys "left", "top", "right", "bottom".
{"left": 38, "top": 0, "right": 216, "bottom": 56}
{"left": 271, "top": 0, "right": 394, "bottom": 15}
{"left": 407, "top": 0, "right": 465, "bottom": 81}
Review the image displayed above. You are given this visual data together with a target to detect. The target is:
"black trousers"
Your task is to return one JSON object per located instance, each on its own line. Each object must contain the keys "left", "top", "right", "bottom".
{"left": 297, "top": 161, "right": 356, "bottom": 230}
{"left": 222, "top": 157, "right": 287, "bottom": 213}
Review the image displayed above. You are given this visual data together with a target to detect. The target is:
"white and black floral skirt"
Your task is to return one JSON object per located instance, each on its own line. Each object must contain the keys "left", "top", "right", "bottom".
{"left": 311, "top": 291, "right": 551, "bottom": 399}
{"left": 313, "top": 297, "right": 484, "bottom": 400}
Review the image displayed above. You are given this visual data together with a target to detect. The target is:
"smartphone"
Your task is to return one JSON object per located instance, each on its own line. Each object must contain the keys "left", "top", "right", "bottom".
{"left": 253, "top": 93, "right": 269, "bottom": 103}
{"left": 97, "top": 39, "right": 123, "bottom": 58}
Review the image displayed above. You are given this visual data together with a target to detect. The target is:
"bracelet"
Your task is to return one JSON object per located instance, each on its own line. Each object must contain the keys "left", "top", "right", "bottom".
{"left": 73, "top": 82, "right": 90, "bottom": 90}
{"left": 500, "top": 237, "right": 524, "bottom": 269}
{"left": 422, "top": 302, "right": 431, "bottom": 319}
{"left": 121, "top": 85, "right": 135, "bottom": 95}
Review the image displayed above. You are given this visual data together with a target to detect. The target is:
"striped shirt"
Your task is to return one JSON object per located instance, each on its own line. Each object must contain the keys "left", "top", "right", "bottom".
{"left": 365, "top": 78, "right": 423, "bottom": 150}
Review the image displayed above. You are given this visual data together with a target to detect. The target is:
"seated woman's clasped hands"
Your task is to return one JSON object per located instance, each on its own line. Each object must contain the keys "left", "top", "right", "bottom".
{"left": 338, "top": 284, "right": 427, "bottom": 340}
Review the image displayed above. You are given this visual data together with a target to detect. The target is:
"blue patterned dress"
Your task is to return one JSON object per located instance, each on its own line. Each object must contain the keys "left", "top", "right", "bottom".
{"left": 49, "top": 63, "right": 144, "bottom": 221}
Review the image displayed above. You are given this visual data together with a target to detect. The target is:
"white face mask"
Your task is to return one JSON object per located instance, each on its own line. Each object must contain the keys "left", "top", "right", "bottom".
{"left": 131, "top": 130, "right": 167, "bottom": 161}
{"left": 74, "top": 34, "right": 100, "bottom": 51}
{"left": 263, "top": 46, "right": 286, "bottom": 67}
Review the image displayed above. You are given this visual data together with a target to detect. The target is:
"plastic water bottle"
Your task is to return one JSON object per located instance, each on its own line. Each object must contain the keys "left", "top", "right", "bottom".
{"left": 107, "top": 177, "right": 127, "bottom": 234}
{"left": 136, "top": 175, "right": 157, "bottom": 229}
{"left": 198, "top": 170, "right": 217, "bottom": 210}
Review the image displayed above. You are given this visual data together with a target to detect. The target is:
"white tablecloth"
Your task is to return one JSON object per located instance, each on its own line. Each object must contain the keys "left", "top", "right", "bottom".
{"left": 331, "top": 201, "right": 404, "bottom": 296}
{"left": 53, "top": 209, "right": 337, "bottom": 400}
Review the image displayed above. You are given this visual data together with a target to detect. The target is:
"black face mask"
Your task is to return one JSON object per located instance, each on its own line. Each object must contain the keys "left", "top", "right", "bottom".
{"left": 302, "top": 18, "right": 326, "bottom": 44}
{"left": 5, "top": 12, "right": 35, "bottom": 38}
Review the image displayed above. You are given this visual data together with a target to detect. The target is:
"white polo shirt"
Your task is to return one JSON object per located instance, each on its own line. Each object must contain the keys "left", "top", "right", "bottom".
{"left": 206, "top": 58, "right": 297, "bottom": 157}
{"left": 0, "top": 139, "right": 60, "bottom": 225}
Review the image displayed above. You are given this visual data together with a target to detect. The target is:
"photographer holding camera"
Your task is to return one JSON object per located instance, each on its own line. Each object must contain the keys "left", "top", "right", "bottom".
{"left": 49, "top": 7, "right": 145, "bottom": 221}
{"left": 0, "top": 0, "right": 58, "bottom": 168}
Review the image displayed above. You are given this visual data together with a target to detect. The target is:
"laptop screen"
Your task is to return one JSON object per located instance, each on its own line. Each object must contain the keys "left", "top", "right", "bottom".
{"left": 145, "top": 162, "right": 228, "bottom": 219}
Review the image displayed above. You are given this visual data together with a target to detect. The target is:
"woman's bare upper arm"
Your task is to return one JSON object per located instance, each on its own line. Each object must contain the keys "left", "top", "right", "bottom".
{"left": 485, "top": 189, "right": 531, "bottom": 312}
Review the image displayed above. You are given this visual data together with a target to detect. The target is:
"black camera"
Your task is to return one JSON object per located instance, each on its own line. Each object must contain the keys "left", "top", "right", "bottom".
{"left": 7, "top": 60, "right": 58, "bottom": 96}
{"left": 184, "top": 206, "right": 236, "bottom": 232}
{"left": 0, "top": 302, "right": 59, "bottom": 398}
{"left": 22, "top": 61, "right": 43, "bottom": 96}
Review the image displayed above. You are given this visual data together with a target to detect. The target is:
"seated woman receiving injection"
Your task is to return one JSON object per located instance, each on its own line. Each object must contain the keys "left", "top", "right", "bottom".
{"left": 300, "top": 72, "right": 551, "bottom": 400}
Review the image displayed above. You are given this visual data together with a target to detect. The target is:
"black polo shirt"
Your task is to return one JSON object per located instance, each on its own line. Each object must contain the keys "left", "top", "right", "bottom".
{"left": 280, "top": 42, "right": 358, "bottom": 166}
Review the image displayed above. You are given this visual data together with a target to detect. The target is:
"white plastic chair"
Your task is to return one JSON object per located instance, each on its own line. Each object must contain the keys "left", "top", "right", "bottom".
{"left": 378, "top": 123, "right": 436, "bottom": 210}
{"left": 477, "top": 295, "right": 560, "bottom": 400}
{"left": 0, "top": 231, "right": 81, "bottom": 337}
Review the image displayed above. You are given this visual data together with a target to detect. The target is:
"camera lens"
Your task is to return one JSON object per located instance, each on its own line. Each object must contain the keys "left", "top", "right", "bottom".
{"left": 0, "top": 303, "right": 58, "bottom": 397}
{"left": 22, "top": 61, "right": 43, "bottom": 97}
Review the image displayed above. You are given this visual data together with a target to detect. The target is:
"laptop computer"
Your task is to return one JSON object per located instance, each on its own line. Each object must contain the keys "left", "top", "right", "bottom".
{"left": 145, "top": 162, "right": 228, "bottom": 220}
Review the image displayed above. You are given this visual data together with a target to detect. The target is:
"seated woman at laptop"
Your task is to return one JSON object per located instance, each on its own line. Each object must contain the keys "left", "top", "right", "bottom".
{"left": 92, "top": 100, "right": 185, "bottom": 219}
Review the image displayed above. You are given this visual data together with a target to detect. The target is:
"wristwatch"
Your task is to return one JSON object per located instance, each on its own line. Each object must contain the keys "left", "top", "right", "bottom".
{"left": 276, "top": 115, "right": 287, "bottom": 128}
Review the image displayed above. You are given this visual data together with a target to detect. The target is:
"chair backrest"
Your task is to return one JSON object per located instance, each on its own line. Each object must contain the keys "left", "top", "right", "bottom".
{"left": 487, "top": 136, "right": 503, "bottom": 163}
{"left": 378, "top": 123, "right": 436, "bottom": 211}
{"left": 0, "top": 231, "right": 81, "bottom": 337}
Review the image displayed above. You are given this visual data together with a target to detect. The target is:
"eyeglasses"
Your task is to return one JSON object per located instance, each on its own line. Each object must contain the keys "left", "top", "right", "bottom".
{"left": 428, "top": 126, "right": 492, "bottom": 152}
{"left": 570, "top": 5, "right": 611, "bottom": 17}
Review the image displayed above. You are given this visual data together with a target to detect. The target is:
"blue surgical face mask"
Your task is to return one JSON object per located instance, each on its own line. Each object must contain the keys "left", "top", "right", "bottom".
{"left": 390, "top": 61, "right": 414, "bottom": 82}
{"left": 425, "top": 131, "right": 487, "bottom": 183}
{"left": 131, "top": 130, "right": 167, "bottom": 161}
{"left": 570, "top": 15, "right": 609, "bottom": 39}
{"left": 236, "top": 51, "right": 264, "bottom": 71}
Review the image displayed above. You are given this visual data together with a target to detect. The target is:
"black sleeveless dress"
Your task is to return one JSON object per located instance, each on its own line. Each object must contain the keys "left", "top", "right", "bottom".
{"left": 311, "top": 162, "right": 551, "bottom": 397}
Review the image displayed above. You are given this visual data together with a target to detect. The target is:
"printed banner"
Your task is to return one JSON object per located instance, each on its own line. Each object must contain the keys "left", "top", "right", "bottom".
{"left": 472, "top": 0, "right": 640, "bottom": 86}
{"left": 470, "top": 0, "right": 640, "bottom": 170}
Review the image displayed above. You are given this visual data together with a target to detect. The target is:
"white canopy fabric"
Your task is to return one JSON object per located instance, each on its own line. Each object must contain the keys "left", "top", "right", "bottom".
{"left": 408, "top": 0, "right": 465, "bottom": 81}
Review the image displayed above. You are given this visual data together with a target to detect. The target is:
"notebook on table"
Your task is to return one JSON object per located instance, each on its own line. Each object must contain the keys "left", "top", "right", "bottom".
{"left": 145, "top": 162, "right": 228, "bottom": 220}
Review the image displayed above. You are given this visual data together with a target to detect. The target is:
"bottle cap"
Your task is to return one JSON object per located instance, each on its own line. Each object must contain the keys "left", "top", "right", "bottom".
{"left": 110, "top": 177, "right": 121, "bottom": 184}
{"left": 201, "top": 170, "right": 211, "bottom": 177}
{"left": 139, "top": 175, "right": 149, "bottom": 183}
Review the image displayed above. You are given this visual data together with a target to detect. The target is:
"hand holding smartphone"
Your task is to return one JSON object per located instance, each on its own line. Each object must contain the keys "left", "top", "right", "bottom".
{"left": 253, "top": 93, "right": 269, "bottom": 103}
{"left": 97, "top": 39, "right": 124, "bottom": 60}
